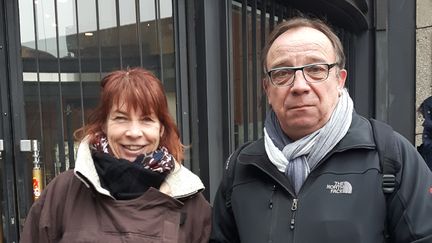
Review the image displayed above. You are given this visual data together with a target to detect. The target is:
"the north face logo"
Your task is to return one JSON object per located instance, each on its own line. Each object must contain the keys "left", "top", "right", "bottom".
{"left": 326, "top": 181, "right": 352, "bottom": 194}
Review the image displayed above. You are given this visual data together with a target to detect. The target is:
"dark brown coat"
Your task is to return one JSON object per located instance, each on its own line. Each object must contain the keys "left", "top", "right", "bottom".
{"left": 20, "top": 170, "right": 211, "bottom": 243}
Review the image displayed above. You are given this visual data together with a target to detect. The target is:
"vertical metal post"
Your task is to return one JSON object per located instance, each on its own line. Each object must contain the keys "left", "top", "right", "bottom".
{"left": 0, "top": 139, "right": 3, "bottom": 159}
{"left": 0, "top": 139, "right": 3, "bottom": 240}
{"left": 241, "top": 0, "right": 248, "bottom": 143}
{"left": 387, "top": 0, "right": 416, "bottom": 141}
{"left": 251, "top": 0, "right": 258, "bottom": 140}
{"left": 260, "top": 0, "right": 267, "bottom": 134}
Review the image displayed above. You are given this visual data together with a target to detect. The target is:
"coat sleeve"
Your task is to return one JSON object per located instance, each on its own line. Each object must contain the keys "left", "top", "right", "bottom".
{"left": 179, "top": 192, "right": 212, "bottom": 243}
{"left": 19, "top": 171, "right": 71, "bottom": 243}
{"left": 19, "top": 194, "right": 50, "bottom": 243}
{"left": 389, "top": 133, "right": 432, "bottom": 243}
{"left": 194, "top": 193, "right": 212, "bottom": 243}
{"left": 210, "top": 164, "right": 241, "bottom": 243}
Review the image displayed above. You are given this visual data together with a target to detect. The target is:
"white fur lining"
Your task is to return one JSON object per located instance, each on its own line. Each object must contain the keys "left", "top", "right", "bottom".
{"left": 162, "top": 162, "right": 205, "bottom": 199}
{"left": 74, "top": 141, "right": 114, "bottom": 198}
{"left": 73, "top": 141, "right": 205, "bottom": 199}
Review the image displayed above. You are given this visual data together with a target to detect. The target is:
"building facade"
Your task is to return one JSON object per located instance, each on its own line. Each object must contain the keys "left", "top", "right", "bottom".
{"left": 0, "top": 0, "right": 422, "bottom": 241}
{"left": 416, "top": 0, "right": 432, "bottom": 146}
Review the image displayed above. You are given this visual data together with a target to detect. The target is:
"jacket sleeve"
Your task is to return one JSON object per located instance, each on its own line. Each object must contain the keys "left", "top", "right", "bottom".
{"left": 19, "top": 193, "right": 50, "bottom": 243}
{"left": 194, "top": 193, "right": 212, "bottom": 243}
{"left": 389, "top": 133, "right": 432, "bottom": 243}
{"left": 19, "top": 171, "right": 71, "bottom": 243}
{"left": 210, "top": 165, "right": 240, "bottom": 243}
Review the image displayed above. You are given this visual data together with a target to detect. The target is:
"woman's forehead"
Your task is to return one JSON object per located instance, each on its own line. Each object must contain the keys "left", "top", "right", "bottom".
{"left": 110, "top": 98, "right": 154, "bottom": 115}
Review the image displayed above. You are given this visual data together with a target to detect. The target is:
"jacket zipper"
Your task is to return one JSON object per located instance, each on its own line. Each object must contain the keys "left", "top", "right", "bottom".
{"left": 290, "top": 198, "right": 298, "bottom": 230}
{"left": 268, "top": 185, "right": 276, "bottom": 209}
{"left": 268, "top": 185, "right": 277, "bottom": 243}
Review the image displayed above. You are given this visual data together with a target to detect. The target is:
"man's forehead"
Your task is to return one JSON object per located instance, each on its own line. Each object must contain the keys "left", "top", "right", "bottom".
{"left": 272, "top": 27, "right": 333, "bottom": 49}
{"left": 268, "top": 43, "right": 333, "bottom": 65}
{"left": 271, "top": 41, "right": 328, "bottom": 54}
{"left": 267, "top": 29, "right": 335, "bottom": 65}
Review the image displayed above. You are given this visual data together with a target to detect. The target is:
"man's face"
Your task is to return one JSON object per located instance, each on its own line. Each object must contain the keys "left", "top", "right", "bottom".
{"left": 265, "top": 26, "right": 347, "bottom": 140}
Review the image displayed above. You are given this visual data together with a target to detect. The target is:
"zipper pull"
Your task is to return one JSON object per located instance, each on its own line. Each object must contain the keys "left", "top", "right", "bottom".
{"left": 291, "top": 198, "right": 298, "bottom": 211}
{"left": 290, "top": 198, "right": 298, "bottom": 230}
{"left": 268, "top": 185, "right": 276, "bottom": 209}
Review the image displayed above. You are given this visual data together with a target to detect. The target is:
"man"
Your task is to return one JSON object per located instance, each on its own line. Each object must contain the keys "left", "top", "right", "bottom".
{"left": 210, "top": 16, "right": 432, "bottom": 243}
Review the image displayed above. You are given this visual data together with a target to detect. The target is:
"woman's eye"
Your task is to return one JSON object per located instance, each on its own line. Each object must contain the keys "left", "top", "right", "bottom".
{"left": 113, "top": 116, "right": 127, "bottom": 121}
{"left": 141, "top": 116, "right": 154, "bottom": 122}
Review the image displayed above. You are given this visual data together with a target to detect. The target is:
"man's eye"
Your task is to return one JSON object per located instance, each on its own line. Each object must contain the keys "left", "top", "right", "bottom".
{"left": 271, "top": 69, "right": 294, "bottom": 84}
{"left": 274, "top": 70, "right": 289, "bottom": 77}
{"left": 307, "top": 65, "right": 325, "bottom": 73}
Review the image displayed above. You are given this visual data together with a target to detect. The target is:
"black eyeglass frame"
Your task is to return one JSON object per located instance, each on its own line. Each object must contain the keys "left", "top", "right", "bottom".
{"left": 266, "top": 63, "right": 339, "bottom": 87}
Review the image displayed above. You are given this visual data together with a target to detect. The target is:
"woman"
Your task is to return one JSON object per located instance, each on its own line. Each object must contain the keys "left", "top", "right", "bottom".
{"left": 20, "top": 67, "right": 211, "bottom": 243}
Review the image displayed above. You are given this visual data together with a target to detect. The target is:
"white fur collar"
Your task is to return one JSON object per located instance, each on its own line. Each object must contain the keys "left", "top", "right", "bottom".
{"left": 74, "top": 141, "right": 205, "bottom": 199}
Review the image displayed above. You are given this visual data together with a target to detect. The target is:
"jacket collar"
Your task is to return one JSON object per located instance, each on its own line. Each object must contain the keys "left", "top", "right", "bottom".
{"left": 74, "top": 140, "right": 205, "bottom": 200}
{"left": 238, "top": 143, "right": 295, "bottom": 195}
{"left": 332, "top": 112, "right": 375, "bottom": 152}
{"left": 237, "top": 112, "right": 375, "bottom": 195}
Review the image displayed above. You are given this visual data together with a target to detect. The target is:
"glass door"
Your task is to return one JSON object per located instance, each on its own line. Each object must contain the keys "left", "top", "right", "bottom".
{"left": 1, "top": 0, "right": 178, "bottom": 241}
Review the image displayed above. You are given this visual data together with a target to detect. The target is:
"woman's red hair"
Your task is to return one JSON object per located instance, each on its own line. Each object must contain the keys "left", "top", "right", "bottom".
{"left": 74, "top": 67, "right": 184, "bottom": 162}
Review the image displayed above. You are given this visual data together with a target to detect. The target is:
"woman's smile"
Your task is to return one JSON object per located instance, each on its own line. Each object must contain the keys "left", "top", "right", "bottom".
{"left": 106, "top": 103, "right": 164, "bottom": 162}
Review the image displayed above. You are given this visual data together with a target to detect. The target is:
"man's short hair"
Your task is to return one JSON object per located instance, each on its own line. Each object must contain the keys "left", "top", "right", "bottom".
{"left": 261, "top": 16, "right": 346, "bottom": 78}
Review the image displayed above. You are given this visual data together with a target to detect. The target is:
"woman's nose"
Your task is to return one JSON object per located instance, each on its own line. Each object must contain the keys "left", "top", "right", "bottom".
{"left": 125, "top": 122, "right": 144, "bottom": 137}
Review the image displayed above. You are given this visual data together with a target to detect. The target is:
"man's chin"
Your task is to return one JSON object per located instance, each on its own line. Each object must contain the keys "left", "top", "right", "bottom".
{"left": 280, "top": 119, "right": 320, "bottom": 136}
{"left": 284, "top": 115, "right": 317, "bottom": 127}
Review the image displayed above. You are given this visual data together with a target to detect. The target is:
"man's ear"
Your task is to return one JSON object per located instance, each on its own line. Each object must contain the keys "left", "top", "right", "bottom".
{"left": 338, "top": 68, "right": 347, "bottom": 89}
{"left": 262, "top": 77, "right": 270, "bottom": 93}
{"left": 262, "top": 77, "right": 272, "bottom": 105}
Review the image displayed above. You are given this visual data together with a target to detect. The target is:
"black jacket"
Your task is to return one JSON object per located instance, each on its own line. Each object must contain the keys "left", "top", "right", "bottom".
{"left": 211, "top": 113, "right": 432, "bottom": 243}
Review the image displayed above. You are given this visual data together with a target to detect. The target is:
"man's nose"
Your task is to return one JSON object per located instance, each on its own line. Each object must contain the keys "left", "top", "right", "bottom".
{"left": 290, "top": 70, "right": 311, "bottom": 92}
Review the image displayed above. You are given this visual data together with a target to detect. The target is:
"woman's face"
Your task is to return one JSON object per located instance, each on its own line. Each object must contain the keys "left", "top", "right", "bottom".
{"left": 105, "top": 102, "right": 164, "bottom": 162}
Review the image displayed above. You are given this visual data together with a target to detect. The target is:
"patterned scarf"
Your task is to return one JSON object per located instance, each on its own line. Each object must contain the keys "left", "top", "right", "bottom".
{"left": 91, "top": 134, "right": 175, "bottom": 199}
{"left": 264, "top": 88, "right": 353, "bottom": 194}
{"left": 92, "top": 134, "right": 174, "bottom": 174}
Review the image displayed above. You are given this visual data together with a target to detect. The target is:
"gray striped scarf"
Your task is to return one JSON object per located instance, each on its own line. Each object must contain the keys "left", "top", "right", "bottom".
{"left": 264, "top": 88, "right": 353, "bottom": 194}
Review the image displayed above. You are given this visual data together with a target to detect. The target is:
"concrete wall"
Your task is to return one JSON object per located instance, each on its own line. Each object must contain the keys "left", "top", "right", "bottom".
{"left": 416, "top": 0, "right": 432, "bottom": 146}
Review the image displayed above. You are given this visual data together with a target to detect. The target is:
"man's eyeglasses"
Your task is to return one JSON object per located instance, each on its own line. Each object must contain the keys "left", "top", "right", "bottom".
{"left": 266, "top": 63, "right": 338, "bottom": 87}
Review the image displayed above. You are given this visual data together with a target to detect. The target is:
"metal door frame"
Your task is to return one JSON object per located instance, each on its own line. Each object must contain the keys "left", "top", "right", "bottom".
{"left": 0, "top": 0, "right": 19, "bottom": 239}
{"left": 0, "top": 0, "right": 33, "bottom": 241}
